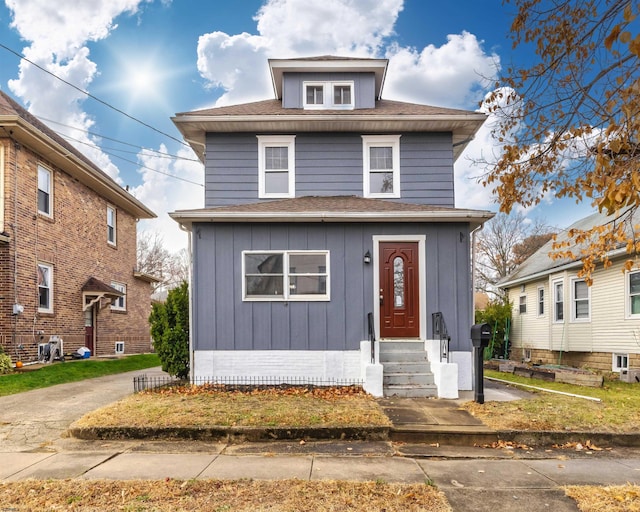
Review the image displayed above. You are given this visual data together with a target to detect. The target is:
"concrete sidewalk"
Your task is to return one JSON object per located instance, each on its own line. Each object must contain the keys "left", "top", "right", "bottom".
{"left": 2, "top": 440, "right": 639, "bottom": 511}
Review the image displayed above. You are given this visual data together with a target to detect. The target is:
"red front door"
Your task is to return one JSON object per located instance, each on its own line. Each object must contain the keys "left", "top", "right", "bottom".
{"left": 379, "top": 242, "right": 420, "bottom": 338}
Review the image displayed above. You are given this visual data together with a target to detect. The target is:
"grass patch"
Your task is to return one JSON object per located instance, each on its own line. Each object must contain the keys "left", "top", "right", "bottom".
{"left": 0, "top": 479, "right": 451, "bottom": 511}
{"left": 0, "top": 354, "right": 160, "bottom": 397}
{"left": 73, "top": 385, "right": 391, "bottom": 429}
{"left": 565, "top": 484, "right": 640, "bottom": 511}
{"left": 461, "top": 370, "right": 640, "bottom": 433}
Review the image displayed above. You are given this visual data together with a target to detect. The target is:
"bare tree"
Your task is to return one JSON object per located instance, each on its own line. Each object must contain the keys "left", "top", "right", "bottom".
{"left": 476, "top": 212, "right": 554, "bottom": 296}
{"left": 137, "top": 232, "right": 188, "bottom": 292}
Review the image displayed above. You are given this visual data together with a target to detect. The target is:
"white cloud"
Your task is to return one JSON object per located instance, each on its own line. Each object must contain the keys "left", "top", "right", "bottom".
{"left": 384, "top": 32, "right": 500, "bottom": 109}
{"left": 132, "top": 144, "right": 204, "bottom": 248}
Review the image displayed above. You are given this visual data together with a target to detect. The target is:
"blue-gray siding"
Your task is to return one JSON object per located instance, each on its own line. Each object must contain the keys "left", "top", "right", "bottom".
{"left": 204, "top": 132, "right": 454, "bottom": 207}
{"left": 282, "top": 72, "right": 376, "bottom": 109}
{"left": 191, "top": 222, "right": 472, "bottom": 353}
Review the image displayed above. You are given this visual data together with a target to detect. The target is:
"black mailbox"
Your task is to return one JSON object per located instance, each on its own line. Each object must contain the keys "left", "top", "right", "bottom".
{"left": 470, "top": 323, "right": 491, "bottom": 349}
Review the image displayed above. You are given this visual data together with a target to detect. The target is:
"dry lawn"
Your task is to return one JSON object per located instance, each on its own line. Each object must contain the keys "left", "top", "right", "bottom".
{"left": 462, "top": 371, "right": 640, "bottom": 433}
{"left": 565, "top": 484, "right": 640, "bottom": 512}
{"left": 73, "top": 385, "right": 391, "bottom": 429}
{"left": 0, "top": 479, "right": 451, "bottom": 511}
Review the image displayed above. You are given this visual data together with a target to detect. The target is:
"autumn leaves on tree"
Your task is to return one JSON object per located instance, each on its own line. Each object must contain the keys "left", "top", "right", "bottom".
{"left": 482, "top": 0, "right": 640, "bottom": 283}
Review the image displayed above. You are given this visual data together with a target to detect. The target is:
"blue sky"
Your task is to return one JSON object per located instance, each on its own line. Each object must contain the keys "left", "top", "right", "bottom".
{"left": 0, "top": 0, "right": 593, "bottom": 247}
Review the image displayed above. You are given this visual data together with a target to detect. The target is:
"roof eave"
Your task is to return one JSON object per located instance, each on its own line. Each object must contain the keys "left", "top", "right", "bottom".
{"left": 171, "top": 113, "right": 487, "bottom": 163}
{"left": 1, "top": 116, "right": 156, "bottom": 219}
{"left": 170, "top": 209, "right": 495, "bottom": 230}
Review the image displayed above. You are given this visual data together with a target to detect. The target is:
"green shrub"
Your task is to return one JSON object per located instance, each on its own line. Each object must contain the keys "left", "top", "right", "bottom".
{"left": 0, "top": 353, "right": 13, "bottom": 374}
{"left": 149, "top": 281, "right": 189, "bottom": 379}
{"left": 475, "top": 298, "right": 512, "bottom": 359}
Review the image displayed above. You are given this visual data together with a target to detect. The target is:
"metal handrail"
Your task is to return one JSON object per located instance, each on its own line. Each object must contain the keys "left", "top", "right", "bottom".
{"left": 432, "top": 312, "right": 451, "bottom": 363}
{"left": 367, "top": 312, "right": 376, "bottom": 363}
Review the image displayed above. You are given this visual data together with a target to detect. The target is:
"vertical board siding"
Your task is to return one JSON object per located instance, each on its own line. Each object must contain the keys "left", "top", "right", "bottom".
{"left": 204, "top": 132, "right": 454, "bottom": 207}
{"left": 192, "top": 221, "right": 472, "bottom": 353}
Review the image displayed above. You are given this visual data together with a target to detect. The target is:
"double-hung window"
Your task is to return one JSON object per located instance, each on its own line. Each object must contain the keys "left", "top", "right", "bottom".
{"left": 303, "top": 81, "right": 354, "bottom": 109}
{"left": 519, "top": 295, "right": 527, "bottom": 314}
{"left": 243, "top": 250, "right": 329, "bottom": 301}
{"left": 628, "top": 271, "right": 640, "bottom": 317}
{"left": 553, "top": 280, "right": 564, "bottom": 322}
{"left": 111, "top": 282, "right": 126, "bottom": 311}
{"left": 571, "top": 278, "right": 590, "bottom": 321}
{"left": 362, "top": 135, "right": 401, "bottom": 198}
{"left": 37, "top": 165, "right": 52, "bottom": 216}
{"left": 258, "top": 136, "right": 295, "bottom": 198}
{"left": 537, "top": 287, "right": 545, "bottom": 316}
{"left": 107, "top": 205, "right": 116, "bottom": 245}
{"left": 38, "top": 262, "right": 53, "bottom": 313}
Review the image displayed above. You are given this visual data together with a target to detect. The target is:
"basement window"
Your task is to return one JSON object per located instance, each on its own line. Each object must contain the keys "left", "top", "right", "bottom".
{"left": 115, "top": 341, "right": 125, "bottom": 354}
{"left": 612, "top": 353, "right": 629, "bottom": 373}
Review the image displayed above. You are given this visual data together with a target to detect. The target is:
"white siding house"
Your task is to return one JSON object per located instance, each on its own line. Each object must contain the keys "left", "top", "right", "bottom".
{"left": 501, "top": 211, "right": 640, "bottom": 372}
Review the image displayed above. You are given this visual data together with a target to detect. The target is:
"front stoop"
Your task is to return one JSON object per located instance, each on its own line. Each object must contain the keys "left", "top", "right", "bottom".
{"left": 379, "top": 341, "right": 437, "bottom": 397}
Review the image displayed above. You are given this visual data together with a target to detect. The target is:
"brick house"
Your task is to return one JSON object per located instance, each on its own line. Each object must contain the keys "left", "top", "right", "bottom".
{"left": 0, "top": 90, "right": 157, "bottom": 363}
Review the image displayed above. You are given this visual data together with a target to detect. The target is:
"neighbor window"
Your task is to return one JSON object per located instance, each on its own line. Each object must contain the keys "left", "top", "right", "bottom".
{"left": 613, "top": 353, "right": 629, "bottom": 372}
{"left": 111, "top": 282, "right": 126, "bottom": 311}
{"left": 628, "top": 271, "right": 640, "bottom": 317}
{"left": 243, "top": 250, "right": 329, "bottom": 301}
{"left": 258, "top": 135, "right": 295, "bottom": 198}
{"left": 107, "top": 205, "right": 116, "bottom": 245}
{"left": 519, "top": 295, "right": 527, "bottom": 314}
{"left": 537, "top": 287, "right": 545, "bottom": 316}
{"left": 553, "top": 280, "right": 564, "bottom": 322}
{"left": 572, "top": 278, "right": 590, "bottom": 321}
{"left": 362, "top": 135, "right": 401, "bottom": 198}
{"left": 37, "top": 165, "right": 52, "bottom": 216}
{"left": 38, "top": 262, "right": 53, "bottom": 313}
{"left": 303, "top": 81, "right": 354, "bottom": 109}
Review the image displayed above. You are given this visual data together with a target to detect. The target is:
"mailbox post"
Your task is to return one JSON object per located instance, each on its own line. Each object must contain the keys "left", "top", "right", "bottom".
{"left": 470, "top": 323, "right": 491, "bottom": 404}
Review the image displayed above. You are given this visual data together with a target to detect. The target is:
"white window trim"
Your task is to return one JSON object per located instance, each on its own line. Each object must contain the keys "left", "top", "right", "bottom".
{"left": 110, "top": 282, "right": 126, "bottom": 311}
{"left": 37, "top": 262, "right": 53, "bottom": 314}
{"left": 242, "top": 250, "right": 330, "bottom": 302}
{"left": 362, "top": 135, "right": 401, "bottom": 199}
{"left": 553, "top": 279, "right": 564, "bottom": 323}
{"left": 570, "top": 277, "right": 591, "bottom": 322}
{"left": 257, "top": 135, "right": 296, "bottom": 199}
{"left": 612, "top": 353, "right": 629, "bottom": 373}
{"left": 537, "top": 286, "right": 545, "bottom": 317}
{"left": 115, "top": 341, "right": 125, "bottom": 354}
{"left": 37, "top": 164, "right": 53, "bottom": 218}
{"left": 625, "top": 270, "right": 640, "bottom": 319}
{"left": 107, "top": 205, "right": 117, "bottom": 246}
{"left": 519, "top": 294, "right": 527, "bottom": 314}
{"left": 303, "top": 81, "right": 354, "bottom": 110}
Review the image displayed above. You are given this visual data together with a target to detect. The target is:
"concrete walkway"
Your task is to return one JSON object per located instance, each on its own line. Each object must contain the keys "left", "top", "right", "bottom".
{"left": 1, "top": 369, "right": 639, "bottom": 512}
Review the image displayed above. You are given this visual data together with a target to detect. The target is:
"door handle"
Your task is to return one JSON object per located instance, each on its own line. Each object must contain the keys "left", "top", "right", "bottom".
{"left": 379, "top": 293, "right": 384, "bottom": 305}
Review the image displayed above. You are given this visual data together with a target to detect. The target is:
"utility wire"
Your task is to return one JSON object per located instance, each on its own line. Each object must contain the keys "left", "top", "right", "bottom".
{"left": 0, "top": 43, "right": 190, "bottom": 147}
{"left": 58, "top": 133, "right": 203, "bottom": 187}
{"left": 40, "top": 116, "right": 199, "bottom": 162}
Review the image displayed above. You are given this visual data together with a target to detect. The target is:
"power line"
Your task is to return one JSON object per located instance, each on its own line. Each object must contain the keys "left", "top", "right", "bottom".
{"left": 0, "top": 43, "right": 190, "bottom": 148}
{"left": 40, "top": 116, "right": 199, "bottom": 162}
{"left": 58, "top": 133, "right": 203, "bottom": 187}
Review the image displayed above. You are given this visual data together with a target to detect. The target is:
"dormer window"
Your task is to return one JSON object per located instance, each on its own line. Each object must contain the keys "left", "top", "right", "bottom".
{"left": 303, "top": 81, "right": 354, "bottom": 110}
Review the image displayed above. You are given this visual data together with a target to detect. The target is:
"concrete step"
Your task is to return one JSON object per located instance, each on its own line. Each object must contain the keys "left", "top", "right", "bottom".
{"left": 379, "top": 350, "right": 429, "bottom": 363}
{"left": 382, "top": 361, "right": 432, "bottom": 374}
{"left": 378, "top": 341, "right": 425, "bottom": 353}
{"left": 383, "top": 372, "right": 435, "bottom": 386}
{"left": 383, "top": 384, "right": 438, "bottom": 398}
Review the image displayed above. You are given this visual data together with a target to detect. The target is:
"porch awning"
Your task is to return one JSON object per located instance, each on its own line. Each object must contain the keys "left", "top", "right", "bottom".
{"left": 81, "top": 277, "right": 123, "bottom": 311}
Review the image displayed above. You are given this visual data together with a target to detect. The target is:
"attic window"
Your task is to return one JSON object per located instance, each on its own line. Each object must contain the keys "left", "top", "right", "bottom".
{"left": 303, "top": 81, "right": 354, "bottom": 110}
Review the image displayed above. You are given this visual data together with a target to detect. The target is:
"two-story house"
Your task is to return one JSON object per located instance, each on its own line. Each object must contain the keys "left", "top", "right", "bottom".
{"left": 170, "top": 56, "right": 493, "bottom": 397}
{"left": 0, "top": 90, "right": 157, "bottom": 363}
